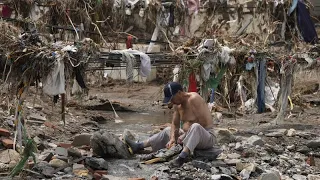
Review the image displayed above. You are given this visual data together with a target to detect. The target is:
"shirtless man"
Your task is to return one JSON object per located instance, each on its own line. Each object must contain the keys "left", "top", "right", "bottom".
{"left": 124, "top": 82, "right": 216, "bottom": 167}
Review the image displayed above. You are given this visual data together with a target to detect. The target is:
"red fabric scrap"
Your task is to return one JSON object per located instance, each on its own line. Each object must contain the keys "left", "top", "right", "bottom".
{"left": 126, "top": 36, "right": 133, "bottom": 49}
{"left": 188, "top": 72, "right": 197, "bottom": 92}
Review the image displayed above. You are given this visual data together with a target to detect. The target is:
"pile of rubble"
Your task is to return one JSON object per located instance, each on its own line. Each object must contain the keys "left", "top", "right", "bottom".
{"left": 0, "top": 120, "right": 320, "bottom": 180}
{"left": 151, "top": 128, "right": 320, "bottom": 180}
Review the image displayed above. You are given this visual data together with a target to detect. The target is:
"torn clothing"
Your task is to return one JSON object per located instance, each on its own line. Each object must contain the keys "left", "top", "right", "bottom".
{"left": 148, "top": 123, "right": 216, "bottom": 153}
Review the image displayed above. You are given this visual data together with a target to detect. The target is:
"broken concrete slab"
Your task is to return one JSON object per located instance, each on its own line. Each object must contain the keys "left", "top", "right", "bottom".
{"left": 55, "top": 147, "right": 68, "bottom": 157}
{"left": 265, "top": 129, "right": 287, "bottom": 137}
{"left": 0, "top": 149, "right": 20, "bottom": 164}
{"left": 101, "top": 175, "right": 127, "bottom": 180}
{"left": 85, "top": 157, "right": 108, "bottom": 170}
{"left": 259, "top": 171, "right": 281, "bottom": 180}
{"left": 292, "top": 174, "right": 307, "bottom": 180}
{"left": 72, "top": 133, "right": 92, "bottom": 147}
{"left": 28, "top": 113, "right": 47, "bottom": 121}
{"left": 306, "top": 139, "right": 320, "bottom": 148}
{"left": 246, "top": 135, "right": 265, "bottom": 146}
{"left": 308, "top": 174, "right": 320, "bottom": 180}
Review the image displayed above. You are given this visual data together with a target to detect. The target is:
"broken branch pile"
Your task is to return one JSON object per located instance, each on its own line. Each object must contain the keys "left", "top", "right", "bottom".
{"left": 0, "top": 21, "right": 99, "bottom": 95}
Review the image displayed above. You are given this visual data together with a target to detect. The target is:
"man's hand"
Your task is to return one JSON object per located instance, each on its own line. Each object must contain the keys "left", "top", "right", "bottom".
{"left": 166, "top": 139, "right": 175, "bottom": 149}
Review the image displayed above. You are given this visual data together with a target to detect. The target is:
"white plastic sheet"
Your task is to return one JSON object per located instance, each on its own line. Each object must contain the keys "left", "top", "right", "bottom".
{"left": 173, "top": 65, "right": 180, "bottom": 82}
{"left": 112, "top": 49, "right": 151, "bottom": 77}
{"left": 43, "top": 55, "right": 66, "bottom": 96}
{"left": 72, "top": 78, "right": 82, "bottom": 95}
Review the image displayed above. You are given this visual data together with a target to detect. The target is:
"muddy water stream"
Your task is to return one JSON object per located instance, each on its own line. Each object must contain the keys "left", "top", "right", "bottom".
{"left": 105, "top": 111, "right": 172, "bottom": 140}
{"left": 102, "top": 111, "right": 171, "bottom": 178}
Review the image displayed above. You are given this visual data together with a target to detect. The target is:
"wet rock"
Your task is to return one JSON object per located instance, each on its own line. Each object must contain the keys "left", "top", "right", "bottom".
{"left": 55, "top": 147, "right": 68, "bottom": 157}
{"left": 259, "top": 171, "right": 281, "bottom": 180}
{"left": 210, "top": 160, "right": 227, "bottom": 168}
{"left": 242, "top": 149, "right": 256, "bottom": 158}
{"left": 296, "top": 132, "right": 312, "bottom": 139}
{"left": 306, "top": 139, "right": 320, "bottom": 148}
{"left": 48, "top": 143, "right": 58, "bottom": 149}
{"left": 287, "top": 145, "right": 295, "bottom": 151}
{"left": 247, "top": 135, "right": 264, "bottom": 146}
{"left": 85, "top": 157, "right": 108, "bottom": 170}
{"left": 219, "top": 167, "right": 231, "bottom": 175}
{"left": 224, "top": 159, "right": 241, "bottom": 165}
{"left": 307, "top": 174, "right": 320, "bottom": 180}
{"left": 282, "top": 175, "right": 294, "bottom": 180}
{"left": 236, "top": 162, "right": 256, "bottom": 172}
{"left": 90, "top": 130, "right": 131, "bottom": 159}
{"left": 265, "top": 144, "right": 284, "bottom": 155}
{"left": 211, "top": 174, "right": 233, "bottom": 180}
{"left": 39, "top": 151, "right": 54, "bottom": 162}
{"left": 67, "top": 147, "right": 82, "bottom": 158}
{"left": 72, "top": 133, "right": 92, "bottom": 147}
{"left": 261, "top": 155, "right": 271, "bottom": 163}
{"left": 292, "top": 174, "right": 307, "bottom": 180}
{"left": 33, "top": 161, "right": 55, "bottom": 177}
{"left": 265, "top": 129, "right": 286, "bottom": 137}
{"left": 216, "top": 129, "right": 236, "bottom": 144}
{"left": 64, "top": 167, "right": 72, "bottom": 174}
{"left": 240, "top": 169, "right": 251, "bottom": 179}
{"left": 102, "top": 175, "right": 127, "bottom": 180}
{"left": 227, "top": 153, "right": 241, "bottom": 159}
{"left": 269, "top": 157, "right": 280, "bottom": 166}
{"left": 258, "top": 132, "right": 264, "bottom": 136}
{"left": 182, "top": 164, "right": 193, "bottom": 171}
{"left": 228, "top": 143, "right": 235, "bottom": 148}
{"left": 91, "top": 116, "right": 108, "bottom": 124}
{"left": 193, "top": 147, "right": 222, "bottom": 161}
{"left": 33, "top": 136, "right": 42, "bottom": 145}
{"left": 211, "top": 167, "right": 219, "bottom": 174}
{"left": 287, "top": 129, "right": 296, "bottom": 137}
{"left": 297, "top": 146, "right": 311, "bottom": 154}
{"left": 49, "top": 159, "right": 67, "bottom": 168}
{"left": 235, "top": 142, "right": 244, "bottom": 151}
{"left": 191, "top": 160, "right": 211, "bottom": 171}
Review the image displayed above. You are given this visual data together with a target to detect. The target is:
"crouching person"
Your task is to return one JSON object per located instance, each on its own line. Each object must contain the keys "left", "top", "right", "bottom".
{"left": 124, "top": 82, "right": 217, "bottom": 167}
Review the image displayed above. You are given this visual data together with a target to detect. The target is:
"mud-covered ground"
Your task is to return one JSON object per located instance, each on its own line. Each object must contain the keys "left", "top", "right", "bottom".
{"left": 0, "top": 81, "right": 320, "bottom": 179}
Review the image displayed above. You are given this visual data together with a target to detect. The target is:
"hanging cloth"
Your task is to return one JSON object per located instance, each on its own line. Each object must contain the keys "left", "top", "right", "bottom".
{"left": 2, "top": 5, "right": 12, "bottom": 18}
{"left": 188, "top": 72, "right": 197, "bottom": 92}
{"left": 126, "top": 36, "right": 133, "bottom": 49}
{"left": 169, "top": 4, "right": 175, "bottom": 27}
{"left": 296, "top": 1, "right": 318, "bottom": 44}
{"left": 257, "top": 59, "right": 266, "bottom": 113}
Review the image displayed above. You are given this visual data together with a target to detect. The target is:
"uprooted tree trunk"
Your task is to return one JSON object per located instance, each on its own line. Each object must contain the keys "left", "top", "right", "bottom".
{"left": 273, "top": 62, "right": 295, "bottom": 125}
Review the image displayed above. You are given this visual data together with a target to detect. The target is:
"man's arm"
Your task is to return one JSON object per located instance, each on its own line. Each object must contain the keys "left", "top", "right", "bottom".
{"left": 170, "top": 106, "right": 180, "bottom": 142}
